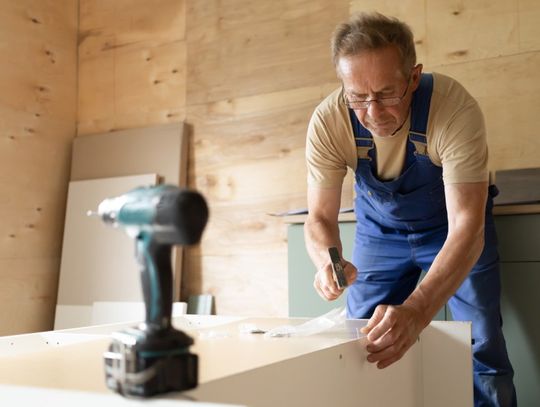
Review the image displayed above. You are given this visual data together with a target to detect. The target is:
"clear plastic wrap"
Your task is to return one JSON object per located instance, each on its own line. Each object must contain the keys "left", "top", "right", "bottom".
{"left": 264, "top": 307, "right": 347, "bottom": 338}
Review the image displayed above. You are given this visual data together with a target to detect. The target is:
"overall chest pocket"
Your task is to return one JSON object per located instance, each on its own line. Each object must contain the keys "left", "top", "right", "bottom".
{"left": 393, "top": 178, "right": 446, "bottom": 221}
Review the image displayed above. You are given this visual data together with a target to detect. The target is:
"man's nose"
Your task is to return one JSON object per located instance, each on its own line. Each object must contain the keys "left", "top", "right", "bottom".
{"left": 366, "top": 100, "right": 385, "bottom": 118}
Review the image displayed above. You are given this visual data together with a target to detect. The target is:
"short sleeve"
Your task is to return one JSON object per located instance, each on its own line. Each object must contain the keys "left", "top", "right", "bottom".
{"left": 437, "top": 99, "right": 489, "bottom": 184}
{"left": 306, "top": 109, "right": 349, "bottom": 188}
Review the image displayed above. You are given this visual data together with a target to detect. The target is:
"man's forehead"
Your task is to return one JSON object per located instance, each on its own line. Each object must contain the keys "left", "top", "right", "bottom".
{"left": 337, "top": 52, "right": 406, "bottom": 94}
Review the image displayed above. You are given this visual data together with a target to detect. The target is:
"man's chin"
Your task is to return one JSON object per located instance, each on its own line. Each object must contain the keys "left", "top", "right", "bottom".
{"left": 369, "top": 127, "right": 397, "bottom": 138}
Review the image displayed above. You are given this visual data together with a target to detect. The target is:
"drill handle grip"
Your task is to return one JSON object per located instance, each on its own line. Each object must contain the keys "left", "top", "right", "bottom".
{"left": 136, "top": 236, "right": 173, "bottom": 330}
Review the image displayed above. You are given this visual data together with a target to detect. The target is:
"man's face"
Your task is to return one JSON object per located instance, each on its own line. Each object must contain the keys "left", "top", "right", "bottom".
{"left": 337, "top": 46, "right": 421, "bottom": 138}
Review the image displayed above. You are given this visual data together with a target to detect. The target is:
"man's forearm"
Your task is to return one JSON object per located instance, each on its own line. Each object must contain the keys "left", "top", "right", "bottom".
{"left": 404, "top": 225, "right": 485, "bottom": 326}
{"left": 304, "top": 215, "right": 342, "bottom": 270}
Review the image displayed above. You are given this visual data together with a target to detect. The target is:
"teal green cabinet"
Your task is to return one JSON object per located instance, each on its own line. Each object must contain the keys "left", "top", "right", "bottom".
{"left": 288, "top": 222, "right": 353, "bottom": 317}
{"left": 495, "top": 215, "right": 540, "bottom": 406}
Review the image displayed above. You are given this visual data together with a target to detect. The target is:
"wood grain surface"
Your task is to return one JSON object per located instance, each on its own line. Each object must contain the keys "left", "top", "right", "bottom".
{"left": 0, "top": 0, "right": 78, "bottom": 335}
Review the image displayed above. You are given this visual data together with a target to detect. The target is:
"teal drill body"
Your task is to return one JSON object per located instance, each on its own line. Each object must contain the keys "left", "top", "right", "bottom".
{"left": 94, "top": 184, "right": 208, "bottom": 397}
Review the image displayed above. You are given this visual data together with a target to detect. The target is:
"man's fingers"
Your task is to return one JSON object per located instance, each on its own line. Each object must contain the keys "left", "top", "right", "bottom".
{"left": 313, "top": 277, "right": 324, "bottom": 299}
{"left": 344, "top": 262, "right": 358, "bottom": 285}
{"left": 376, "top": 352, "right": 405, "bottom": 369}
{"left": 313, "top": 275, "right": 332, "bottom": 300}
{"left": 360, "top": 305, "right": 386, "bottom": 334}
{"left": 313, "top": 260, "right": 355, "bottom": 301}
{"left": 366, "top": 331, "right": 405, "bottom": 358}
{"left": 367, "top": 328, "right": 401, "bottom": 351}
{"left": 367, "top": 339, "right": 408, "bottom": 369}
{"left": 366, "top": 306, "right": 396, "bottom": 342}
{"left": 313, "top": 272, "right": 341, "bottom": 300}
{"left": 323, "top": 269, "right": 343, "bottom": 296}
{"left": 320, "top": 283, "right": 339, "bottom": 300}
{"left": 362, "top": 304, "right": 426, "bottom": 370}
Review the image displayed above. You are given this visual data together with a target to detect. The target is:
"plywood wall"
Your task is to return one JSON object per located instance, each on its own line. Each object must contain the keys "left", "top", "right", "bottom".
{"left": 0, "top": 1, "right": 78, "bottom": 335}
{"left": 183, "top": 1, "right": 349, "bottom": 315}
{"left": 76, "top": 0, "right": 540, "bottom": 318}
{"left": 78, "top": 0, "right": 187, "bottom": 134}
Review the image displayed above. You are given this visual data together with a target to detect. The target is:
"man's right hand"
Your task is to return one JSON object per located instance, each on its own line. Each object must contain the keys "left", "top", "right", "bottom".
{"left": 313, "top": 261, "right": 357, "bottom": 301}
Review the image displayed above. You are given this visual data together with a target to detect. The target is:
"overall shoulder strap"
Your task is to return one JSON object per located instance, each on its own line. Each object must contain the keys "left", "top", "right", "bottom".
{"left": 409, "top": 73, "right": 434, "bottom": 156}
{"left": 349, "top": 107, "right": 374, "bottom": 162}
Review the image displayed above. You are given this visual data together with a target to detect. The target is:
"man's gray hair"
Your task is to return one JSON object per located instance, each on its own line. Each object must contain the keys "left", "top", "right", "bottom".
{"left": 331, "top": 12, "right": 417, "bottom": 76}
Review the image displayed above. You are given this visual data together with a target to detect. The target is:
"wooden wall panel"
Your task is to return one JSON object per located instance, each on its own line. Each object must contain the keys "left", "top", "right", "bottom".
{"left": 78, "top": 0, "right": 187, "bottom": 135}
{"left": 0, "top": 0, "right": 77, "bottom": 335}
{"left": 519, "top": 0, "right": 540, "bottom": 52}
{"left": 186, "top": 0, "right": 346, "bottom": 104}
{"left": 425, "top": 0, "right": 520, "bottom": 66}
{"left": 0, "top": 258, "right": 60, "bottom": 336}
{"left": 422, "top": 0, "right": 540, "bottom": 171}
{"left": 183, "top": 0, "right": 349, "bottom": 316}
{"left": 436, "top": 52, "right": 540, "bottom": 171}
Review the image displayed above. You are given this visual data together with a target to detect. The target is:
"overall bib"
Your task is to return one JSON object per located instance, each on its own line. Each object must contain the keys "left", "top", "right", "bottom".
{"left": 347, "top": 74, "right": 517, "bottom": 407}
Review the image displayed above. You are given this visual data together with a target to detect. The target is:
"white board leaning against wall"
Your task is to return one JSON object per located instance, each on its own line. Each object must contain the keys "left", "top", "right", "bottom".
{"left": 54, "top": 174, "right": 158, "bottom": 329}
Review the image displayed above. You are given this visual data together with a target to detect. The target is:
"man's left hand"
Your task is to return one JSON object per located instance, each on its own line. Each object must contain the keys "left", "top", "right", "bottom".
{"left": 360, "top": 304, "right": 427, "bottom": 369}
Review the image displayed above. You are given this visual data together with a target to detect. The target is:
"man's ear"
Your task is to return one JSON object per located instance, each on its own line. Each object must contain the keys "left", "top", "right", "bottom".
{"left": 411, "top": 64, "right": 423, "bottom": 92}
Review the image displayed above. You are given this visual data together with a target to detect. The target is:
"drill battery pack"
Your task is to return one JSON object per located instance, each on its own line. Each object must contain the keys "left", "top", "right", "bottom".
{"left": 104, "top": 326, "right": 198, "bottom": 397}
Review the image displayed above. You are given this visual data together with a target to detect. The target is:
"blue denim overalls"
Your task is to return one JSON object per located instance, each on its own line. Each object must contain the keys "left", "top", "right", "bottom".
{"left": 347, "top": 74, "right": 517, "bottom": 407}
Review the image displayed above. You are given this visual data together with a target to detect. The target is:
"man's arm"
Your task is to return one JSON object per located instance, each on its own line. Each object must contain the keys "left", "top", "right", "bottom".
{"left": 361, "top": 181, "right": 487, "bottom": 368}
{"left": 305, "top": 185, "right": 358, "bottom": 301}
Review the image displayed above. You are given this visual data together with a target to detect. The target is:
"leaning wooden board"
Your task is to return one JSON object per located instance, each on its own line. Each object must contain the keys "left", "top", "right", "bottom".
{"left": 54, "top": 173, "right": 158, "bottom": 329}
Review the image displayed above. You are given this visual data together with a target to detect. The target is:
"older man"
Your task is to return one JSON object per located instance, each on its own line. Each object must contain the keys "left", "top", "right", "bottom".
{"left": 304, "top": 12, "right": 516, "bottom": 407}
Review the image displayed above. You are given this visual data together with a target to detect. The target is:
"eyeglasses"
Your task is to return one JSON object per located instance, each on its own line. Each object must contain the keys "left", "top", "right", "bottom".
{"left": 343, "top": 78, "right": 411, "bottom": 110}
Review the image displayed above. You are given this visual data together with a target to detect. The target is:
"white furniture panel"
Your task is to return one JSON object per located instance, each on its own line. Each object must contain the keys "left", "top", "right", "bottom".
{"left": 55, "top": 174, "right": 158, "bottom": 329}
{"left": 0, "top": 316, "right": 472, "bottom": 406}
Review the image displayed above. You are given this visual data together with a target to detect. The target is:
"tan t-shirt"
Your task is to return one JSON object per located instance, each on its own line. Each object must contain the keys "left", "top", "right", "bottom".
{"left": 306, "top": 72, "right": 488, "bottom": 187}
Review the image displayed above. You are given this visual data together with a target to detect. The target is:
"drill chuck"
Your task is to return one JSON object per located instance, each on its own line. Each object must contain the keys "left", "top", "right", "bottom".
{"left": 96, "top": 184, "right": 208, "bottom": 245}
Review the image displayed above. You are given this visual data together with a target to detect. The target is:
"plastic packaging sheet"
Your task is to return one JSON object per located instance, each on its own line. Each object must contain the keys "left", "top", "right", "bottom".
{"left": 198, "top": 307, "right": 367, "bottom": 340}
{"left": 263, "top": 307, "right": 347, "bottom": 338}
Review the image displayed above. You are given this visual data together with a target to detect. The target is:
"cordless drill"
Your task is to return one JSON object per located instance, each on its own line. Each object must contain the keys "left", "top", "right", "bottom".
{"left": 90, "top": 184, "right": 208, "bottom": 397}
